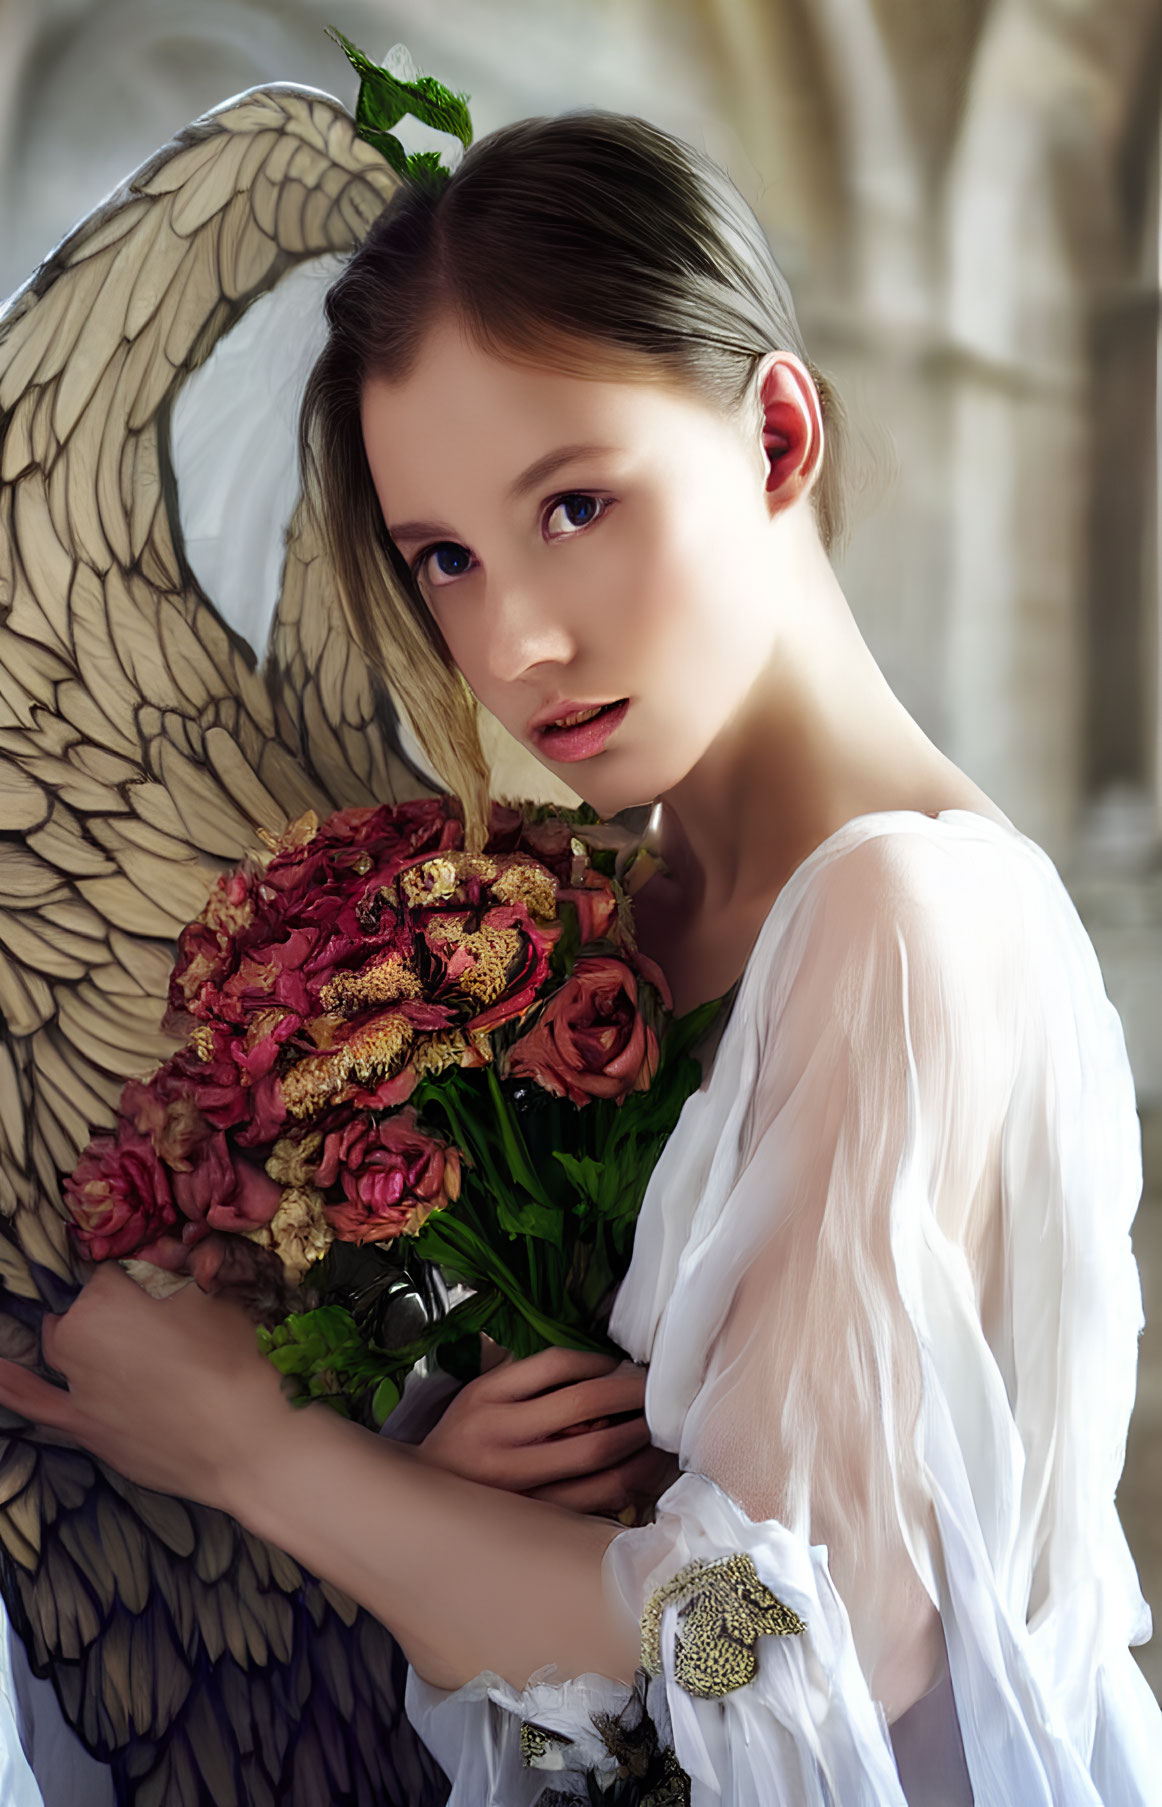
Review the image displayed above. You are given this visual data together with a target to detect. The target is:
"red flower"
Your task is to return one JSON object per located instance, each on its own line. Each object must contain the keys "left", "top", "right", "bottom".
{"left": 168, "top": 797, "right": 461, "bottom": 1031}
{"left": 163, "top": 1033, "right": 253, "bottom": 1133}
{"left": 507, "top": 956, "right": 660, "bottom": 1107}
{"left": 396, "top": 851, "right": 562, "bottom": 1036}
{"left": 171, "top": 1131, "right": 282, "bottom": 1234}
{"left": 65, "top": 1123, "right": 178, "bottom": 1262}
{"left": 121, "top": 1075, "right": 211, "bottom": 1170}
{"left": 315, "top": 1108, "right": 461, "bottom": 1243}
{"left": 169, "top": 870, "right": 256, "bottom": 1014}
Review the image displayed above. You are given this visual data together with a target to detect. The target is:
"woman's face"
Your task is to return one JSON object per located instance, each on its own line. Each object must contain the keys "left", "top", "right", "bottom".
{"left": 361, "top": 316, "right": 785, "bottom": 818}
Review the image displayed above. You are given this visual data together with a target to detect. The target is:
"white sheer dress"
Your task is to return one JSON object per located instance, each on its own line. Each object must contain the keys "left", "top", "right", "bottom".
{"left": 405, "top": 807, "right": 1162, "bottom": 1805}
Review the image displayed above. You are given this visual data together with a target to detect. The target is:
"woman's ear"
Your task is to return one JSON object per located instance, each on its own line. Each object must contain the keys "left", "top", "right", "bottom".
{"left": 755, "top": 352, "right": 824, "bottom": 514}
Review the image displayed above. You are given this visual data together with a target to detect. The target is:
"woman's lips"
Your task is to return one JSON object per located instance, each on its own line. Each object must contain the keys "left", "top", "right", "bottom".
{"left": 532, "top": 699, "right": 630, "bottom": 762}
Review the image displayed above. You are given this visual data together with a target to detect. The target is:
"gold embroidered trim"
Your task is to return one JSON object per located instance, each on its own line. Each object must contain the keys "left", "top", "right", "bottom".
{"left": 640, "top": 1553, "right": 805, "bottom": 1699}
{"left": 519, "top": 1720, "right": 575, "bottom": 1767}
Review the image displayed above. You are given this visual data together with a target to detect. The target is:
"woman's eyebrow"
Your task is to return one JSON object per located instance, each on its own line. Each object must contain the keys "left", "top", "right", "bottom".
{"left": 506, "top": 442, "right": 616, "bottom": 500}
{"left": 386, "top": 443, "right": 616, "bottom": 544}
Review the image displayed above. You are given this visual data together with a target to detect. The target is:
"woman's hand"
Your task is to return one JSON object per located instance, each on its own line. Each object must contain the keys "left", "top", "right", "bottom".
{"left": 0, "top": 1263, "right": 290, "bottom": 1511}
{"left": 416, "top": 1345, "right": 681, "bottom": 1520}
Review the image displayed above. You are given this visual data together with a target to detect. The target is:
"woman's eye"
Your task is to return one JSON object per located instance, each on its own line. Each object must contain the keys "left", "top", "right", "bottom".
{"left": 544, "top": 493, "right": 607, "bottom": 537}
{"left": 416, "top": 542, "right": 474, "bottom": 587}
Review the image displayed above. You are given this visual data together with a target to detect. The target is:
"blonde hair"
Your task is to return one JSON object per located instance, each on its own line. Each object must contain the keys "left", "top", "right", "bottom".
{"left": 299, "top": 111, "right": 846, "bottom": 849}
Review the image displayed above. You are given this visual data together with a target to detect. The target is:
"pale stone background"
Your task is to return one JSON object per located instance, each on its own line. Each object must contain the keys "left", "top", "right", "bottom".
{"left": 2, "top": 0, "right": 1161, "bottom": 1695}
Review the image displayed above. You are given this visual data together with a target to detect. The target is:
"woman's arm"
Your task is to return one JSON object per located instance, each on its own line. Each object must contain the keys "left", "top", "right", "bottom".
{"left": 0, "top": 1265, "right": 642, "bottom": 1694}
{"left": 235, "top": 1377, "right": 641, "bottom": 1691}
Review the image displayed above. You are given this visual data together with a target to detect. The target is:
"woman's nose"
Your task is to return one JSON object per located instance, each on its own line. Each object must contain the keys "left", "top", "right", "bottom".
{"left": 482, "top": 579, "right": 578, "bottom": 684}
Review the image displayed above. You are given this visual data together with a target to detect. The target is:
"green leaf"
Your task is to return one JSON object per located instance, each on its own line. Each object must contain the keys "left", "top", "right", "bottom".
{"left": 371, "top": 1376, "right": 401, "bottom": 1423}
{"left": 667, "top": 993, "right": 728, "bottom": 1062}
{"left": 494, "top": 1190, "right": 565, "bottom": 1245}
{"left": 328, "top": 28, "right": 473, "bottom": 185}
{"left": 552, "top": 1151, "right": 605, "bottom": 1204}
{"left": 486, "top": 1066, "right": 556, "bottom": 1209}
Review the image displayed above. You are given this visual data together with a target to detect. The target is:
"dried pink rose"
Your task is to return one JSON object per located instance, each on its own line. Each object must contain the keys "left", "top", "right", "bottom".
{"left": 170, "top": 1131, "right": 282, "bottom": 1235}
{"left": 65, "top": 1123, "right": 178, "bottom": 1262}
{"left": 507, "top": 956, "right": 660, "bottom": 1107}
{"left": 316, "top": 1108, "right": 461, "bottom": 1243}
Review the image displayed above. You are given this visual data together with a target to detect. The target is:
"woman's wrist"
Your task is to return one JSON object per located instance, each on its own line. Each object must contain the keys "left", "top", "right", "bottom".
{"left": 217, "top": 1391, "right": 426, "bottom": 1550}
{"left": 213, "top": 1387, "right": 334, "bottom": 1531}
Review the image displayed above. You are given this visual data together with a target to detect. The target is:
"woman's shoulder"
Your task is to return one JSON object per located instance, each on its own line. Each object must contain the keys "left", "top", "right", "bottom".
{"left": 744, "top": 806, "right": 1073, "bottom": 1018}
{"left": 762, "top": 806, "right": 1032, "bottom": 931}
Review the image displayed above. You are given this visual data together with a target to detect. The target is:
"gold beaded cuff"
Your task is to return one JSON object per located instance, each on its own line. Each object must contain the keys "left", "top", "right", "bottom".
{"left": 519, "top": 1721, "right": 575, "bottom": 1768}
{"left": 641, "top": 1552, "right": 806, "bottom": 1699}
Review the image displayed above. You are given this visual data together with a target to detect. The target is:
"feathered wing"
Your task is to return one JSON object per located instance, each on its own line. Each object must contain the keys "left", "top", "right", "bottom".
{"left": 0, "top": 84, "right": 451, "bottom": 1804}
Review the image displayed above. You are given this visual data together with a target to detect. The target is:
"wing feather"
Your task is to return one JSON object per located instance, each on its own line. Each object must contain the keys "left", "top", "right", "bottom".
{"left": 12, "top": 476, "right": 74, "bottom": 652}
{"left": 0, "top": 281, "right": 74, "bottom": 410}
{"left": 153, "top": 740, "right": 260, "bottom": 857}
{"left": 65, "top": 365, "right": 120, "bottom": 573}
{"left": 46, "top": 454, "right": 72, "bottom": 553}
{"left": 249, "top": 169, "right": 283, "bottom": 241}
{"left": 201, "top": 725, "right": 299, "bottom": 832}
{"left": 68, "top": 573, "right": 144, "bottom": 754}
{"left": 275, "top": 181, "right": 310, "bottom": 255}
{"left": 218, "top": 187, "right": 279, "bottom": 301}
{"left": 30, "top": 1031, "right": 115, "bottom": 1129}
{"left": 170, "top": 131, "right": 254, "bottom": 238}
{"left": 54, "top": 269, "right": 135, "bottom": 446}
{"left": 70, "top": 199, "right": 153, "bottom": 263}
{"left": 2, "top": 391, "right": 36, "bottom": 483}
{"left": 0, "top": 914, "right": 87, "bottom": 980}
{"left": 0, "top": 764, "right": 45, "bottom": 832}
{"left": 0, "top": 954, "right": 53, "bottom": 1036}
{"left": 261, "top": 132, "right": 300, "bottom": 189}
{"left": 139, "top": 133, "right": 229, "bottom": 200}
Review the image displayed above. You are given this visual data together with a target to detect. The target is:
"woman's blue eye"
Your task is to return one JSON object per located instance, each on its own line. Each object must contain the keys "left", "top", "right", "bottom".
{"left": 418, "top": 542, "right": 473, "bottom": 584}
{"left": 546, "top": 493, "right": 605, "bottom": 535}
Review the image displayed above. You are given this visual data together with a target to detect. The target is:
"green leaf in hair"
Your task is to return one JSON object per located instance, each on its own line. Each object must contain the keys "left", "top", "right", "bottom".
{"left": 328, "top": 27, "right": 473, "bottom": 186}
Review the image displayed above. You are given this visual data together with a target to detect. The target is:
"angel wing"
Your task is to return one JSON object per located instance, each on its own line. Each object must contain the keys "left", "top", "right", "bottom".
{"left": 0, "top": 83, "right": 457, "bottom": 1804}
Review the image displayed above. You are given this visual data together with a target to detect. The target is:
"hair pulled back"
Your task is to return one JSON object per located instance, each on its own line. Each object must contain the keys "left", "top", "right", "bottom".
{"left": 300, "top": 110, "right": 845, "bottom": 845}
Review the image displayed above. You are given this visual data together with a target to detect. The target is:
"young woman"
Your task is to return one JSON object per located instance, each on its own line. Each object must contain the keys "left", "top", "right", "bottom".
{"left": 0, "top": 110, "right": 1159, "bottom": 1805}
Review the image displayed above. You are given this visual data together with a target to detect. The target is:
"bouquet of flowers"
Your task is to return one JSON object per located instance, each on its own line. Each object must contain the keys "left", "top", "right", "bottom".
{"left": 63, "top": 796, "right": 718, "bottom": 1425}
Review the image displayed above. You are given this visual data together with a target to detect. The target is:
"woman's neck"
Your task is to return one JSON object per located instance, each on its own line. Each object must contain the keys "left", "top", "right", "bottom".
{"left": 653, "top": 531, "right": 988, "bottom": 923}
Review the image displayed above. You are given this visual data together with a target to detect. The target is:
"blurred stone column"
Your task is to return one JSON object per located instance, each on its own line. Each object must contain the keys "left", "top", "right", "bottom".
{"left": 942, "top": 3, "right": 1092, "bottom": 862}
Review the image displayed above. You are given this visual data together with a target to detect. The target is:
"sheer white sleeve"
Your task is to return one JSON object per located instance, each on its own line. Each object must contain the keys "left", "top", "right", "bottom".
{"left": 404, "top": 811, "right": 1162, "bottom": 1806}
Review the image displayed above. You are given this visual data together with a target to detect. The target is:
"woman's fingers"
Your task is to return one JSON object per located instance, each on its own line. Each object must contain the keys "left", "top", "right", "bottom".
{"left": 0, "top": 1358, "right": 80, "bottom": 1435}
{"left": 482, "top": 1345, "right": 626, "bottom": 1402}
{"left": 520, "top": 1367, "right": 647, "bottom": 1439}
{"left": 505, "top": 1411, "right": 653, "bottom": 1488}
{"left": 524, "top": 1443, "right": 681, "bottom": 1515}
